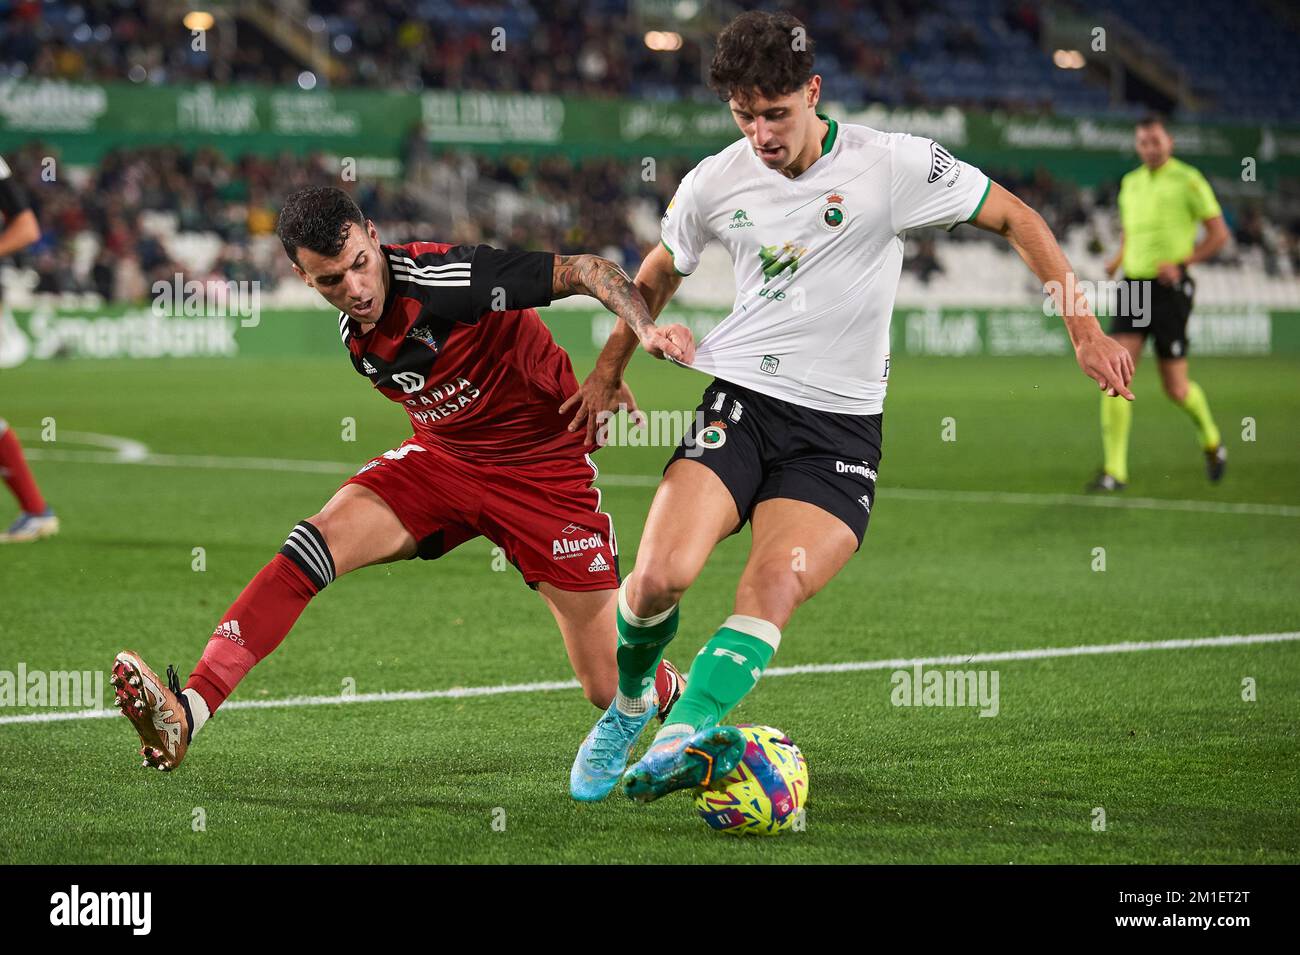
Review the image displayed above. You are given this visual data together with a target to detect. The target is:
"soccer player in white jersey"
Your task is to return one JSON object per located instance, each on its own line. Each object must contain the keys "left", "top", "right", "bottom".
{"left": 563, "top": 11, "right": 1135, "bottom": 802}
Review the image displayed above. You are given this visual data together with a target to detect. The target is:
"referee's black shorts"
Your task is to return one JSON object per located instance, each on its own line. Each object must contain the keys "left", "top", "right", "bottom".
{"left": 1108, "top": 267, "right": 1195, "bottom": 359}
{"left": 665, "top": 379, "right": 883, "bottom": 548}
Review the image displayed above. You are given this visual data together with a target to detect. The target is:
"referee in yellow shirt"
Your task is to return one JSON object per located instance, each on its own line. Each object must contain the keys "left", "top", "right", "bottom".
{"left": 1091, "top": 114, "right": 1230, "bottom": 491}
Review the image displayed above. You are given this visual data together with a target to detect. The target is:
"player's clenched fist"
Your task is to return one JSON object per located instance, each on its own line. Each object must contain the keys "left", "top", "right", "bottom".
{"left": 640, "top": 323, "right": 695, "bottom": 364}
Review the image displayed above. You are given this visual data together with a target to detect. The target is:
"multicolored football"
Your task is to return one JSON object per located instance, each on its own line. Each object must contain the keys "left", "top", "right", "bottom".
{"left": 694, "top": 725, "right": 808, "bottom": 835}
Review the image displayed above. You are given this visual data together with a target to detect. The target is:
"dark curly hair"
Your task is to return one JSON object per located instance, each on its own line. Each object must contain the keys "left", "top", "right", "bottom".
{"left": 708, "top": 11, "right": 815, "bottom": 105}
{"left": 276, "top": 186, "right": 365, "bottom": 266}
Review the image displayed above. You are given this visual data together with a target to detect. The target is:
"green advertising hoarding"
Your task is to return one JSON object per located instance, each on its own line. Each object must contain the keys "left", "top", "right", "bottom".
{"left": 1, "top": 79, "right": 1297, "bottom": 184}
{"left": 4, "top": 303, "right": 1296, "bottom": 365}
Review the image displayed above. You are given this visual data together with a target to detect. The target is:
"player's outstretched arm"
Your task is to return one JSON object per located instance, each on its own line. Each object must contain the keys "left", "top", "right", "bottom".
{"left": 554, "top": 247, "right": 695, "bottom": 441}
{"left": 970, "top": 182, "right": 1135, "bottom": 400}
{"left": 551, "top": 251, "right": 692, "bottom": 361}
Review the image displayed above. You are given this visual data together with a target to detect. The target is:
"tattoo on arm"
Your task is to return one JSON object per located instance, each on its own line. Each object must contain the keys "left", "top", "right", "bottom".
{"left": 553, "top": 254, "right": 655, "bottom": 338}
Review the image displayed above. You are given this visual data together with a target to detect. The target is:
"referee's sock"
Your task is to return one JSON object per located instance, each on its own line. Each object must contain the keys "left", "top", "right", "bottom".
{"left": 1175, "top": 380, "right": 1221, "bottom": 451}
{"left": 1100, "top": 393, "right": 1132, "bottom": 484}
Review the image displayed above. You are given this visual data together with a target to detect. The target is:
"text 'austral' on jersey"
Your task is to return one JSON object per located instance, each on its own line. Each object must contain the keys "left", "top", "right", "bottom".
{"left": 660, "top": 115, "right": 991, "bottom": 416}
{"left": 339, "top": 241, "right": 590, "bottom": 463}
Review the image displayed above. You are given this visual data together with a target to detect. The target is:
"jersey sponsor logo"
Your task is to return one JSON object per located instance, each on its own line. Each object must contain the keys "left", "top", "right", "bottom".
{"left": 760, "top": 355, "right": 780, "bottom": 375}
{"left": 758, "top": 241, "right": 806, "bottom": 281}
{"left": 819, "top": 193, "right": 847, "bottom": 232}
{"left": 728, "top": 208, "right": 754, "bottom": 230}
{"left": 391, "top": 371, "right": 425, "bottom": 393}
{"left": 588, "top": 553, "right": 610, "bottom": 573}
{"left": 552, "top": 531, "right": 606, "bottom": 560}
{"left": 836, "top": 460, "right": 878, "bottom": 482}
{"left": 927, "top": 142, "right": 956, "bottom": 184}
{"left": 402, "top": 377, "right": 482, "bottom": 425}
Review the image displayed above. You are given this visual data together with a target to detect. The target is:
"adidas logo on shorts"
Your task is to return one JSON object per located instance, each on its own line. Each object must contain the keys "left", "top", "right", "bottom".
{"left": 588, "top": 553, "right": 610, "bottom": 573}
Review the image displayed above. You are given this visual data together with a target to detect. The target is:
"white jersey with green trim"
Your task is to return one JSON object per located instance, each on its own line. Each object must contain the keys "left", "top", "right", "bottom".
{"left": 660, "top": 117, "right": 990, "bottom": 415}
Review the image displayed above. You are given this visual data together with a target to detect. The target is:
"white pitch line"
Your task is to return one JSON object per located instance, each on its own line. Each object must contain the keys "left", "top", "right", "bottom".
{"left": 1, "top": 631, "right": 1295, "bottom": 727}
{"left": 763, "top": 630, "right": 1300, "bottom": 676}
{"left": 18, "top": 435, "right": 1300, "bottom": 519}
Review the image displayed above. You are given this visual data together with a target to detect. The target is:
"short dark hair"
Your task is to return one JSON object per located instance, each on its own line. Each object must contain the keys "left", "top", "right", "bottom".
{"left": 1136, "top": 113, "right": 1167, "bottom": 131}
{"left": 708, "top": 11, "right": 815, "bottom": 105}
{"left": 276, "top": 186, "right": 365, "bottom": 266}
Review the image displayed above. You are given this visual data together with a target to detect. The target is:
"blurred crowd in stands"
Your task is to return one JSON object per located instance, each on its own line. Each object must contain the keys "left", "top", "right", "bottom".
{"left": 0, "top": 139, "right": 689, "bottom": 300}
{"left": 4, "top": 139, "right": 1297, "bottom": 303}
{"left": 8, "top": 0, "right": 1296, "bottom": 119}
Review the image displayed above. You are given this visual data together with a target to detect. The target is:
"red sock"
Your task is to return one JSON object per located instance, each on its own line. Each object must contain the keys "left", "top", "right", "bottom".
{"left": 186, "top": 554, "right": 319, "bottom": 714}
{"left": 0, "top": 424, "right": 47, "bottom": 514}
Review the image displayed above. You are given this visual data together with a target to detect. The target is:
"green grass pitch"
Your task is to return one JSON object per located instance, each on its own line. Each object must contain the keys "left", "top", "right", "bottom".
{"left": 1, "top": 325, "right": 1297, "bottom": 864}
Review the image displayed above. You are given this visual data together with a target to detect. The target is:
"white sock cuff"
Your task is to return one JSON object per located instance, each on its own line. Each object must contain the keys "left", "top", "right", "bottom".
{"left": 618, "top": 578, "right": 677, "bottom": 629}
{"left": 616, "top": 688, "right": 653, "bottom": 715}
{"left": 181, "top": 687, "right": 211, "bottom": 735}
{"left": 723, "top": 614, "right": 781, "bottom": 653}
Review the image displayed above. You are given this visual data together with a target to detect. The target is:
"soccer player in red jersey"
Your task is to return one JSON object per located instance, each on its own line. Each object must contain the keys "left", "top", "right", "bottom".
{"left": 0, "top": 154, "right": 58, "bottom": 543}
{"left": 112, "top": 186, "right": 693, "bottom": 772}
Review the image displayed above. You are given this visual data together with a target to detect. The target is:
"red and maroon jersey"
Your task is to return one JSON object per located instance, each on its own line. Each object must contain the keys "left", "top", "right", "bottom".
{"left": 339, "top": 241, "right": 593, "bottom": 464}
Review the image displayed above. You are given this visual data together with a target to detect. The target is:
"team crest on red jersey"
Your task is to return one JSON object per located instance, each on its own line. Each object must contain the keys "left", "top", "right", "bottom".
{"left": 408, "top": 325, "right": 440, "bottom": 352}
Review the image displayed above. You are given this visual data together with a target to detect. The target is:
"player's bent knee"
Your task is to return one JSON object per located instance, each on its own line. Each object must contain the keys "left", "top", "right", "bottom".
{"left": 630, "top": 563, "right": 694, "bottom": 614}
{"left": 306, "top": 486, "right": 416, "bottom": 574}
{"left": 736, "top": 565, "right": 811, "bottom": 626}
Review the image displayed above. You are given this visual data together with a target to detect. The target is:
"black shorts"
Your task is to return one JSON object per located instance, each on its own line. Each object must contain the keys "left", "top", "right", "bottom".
{"left": 1108, "top": 270, "right": 1195, "bottom": 359}
{"left": 665, "top": 379, "right": 883, "bottom": 548}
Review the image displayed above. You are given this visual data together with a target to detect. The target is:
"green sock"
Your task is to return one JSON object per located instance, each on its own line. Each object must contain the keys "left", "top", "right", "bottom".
{"left": 1101, "top": 393, "right": 1132, "bottom": 483}
{"left": 661, "top": 615, "right": 780, "bottom": 734}
{"left": 1176, "top": 381, "right": 1221, "bottom": 451}
{"left": 615, "top": 581, "right": 679, "bottom": 702}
